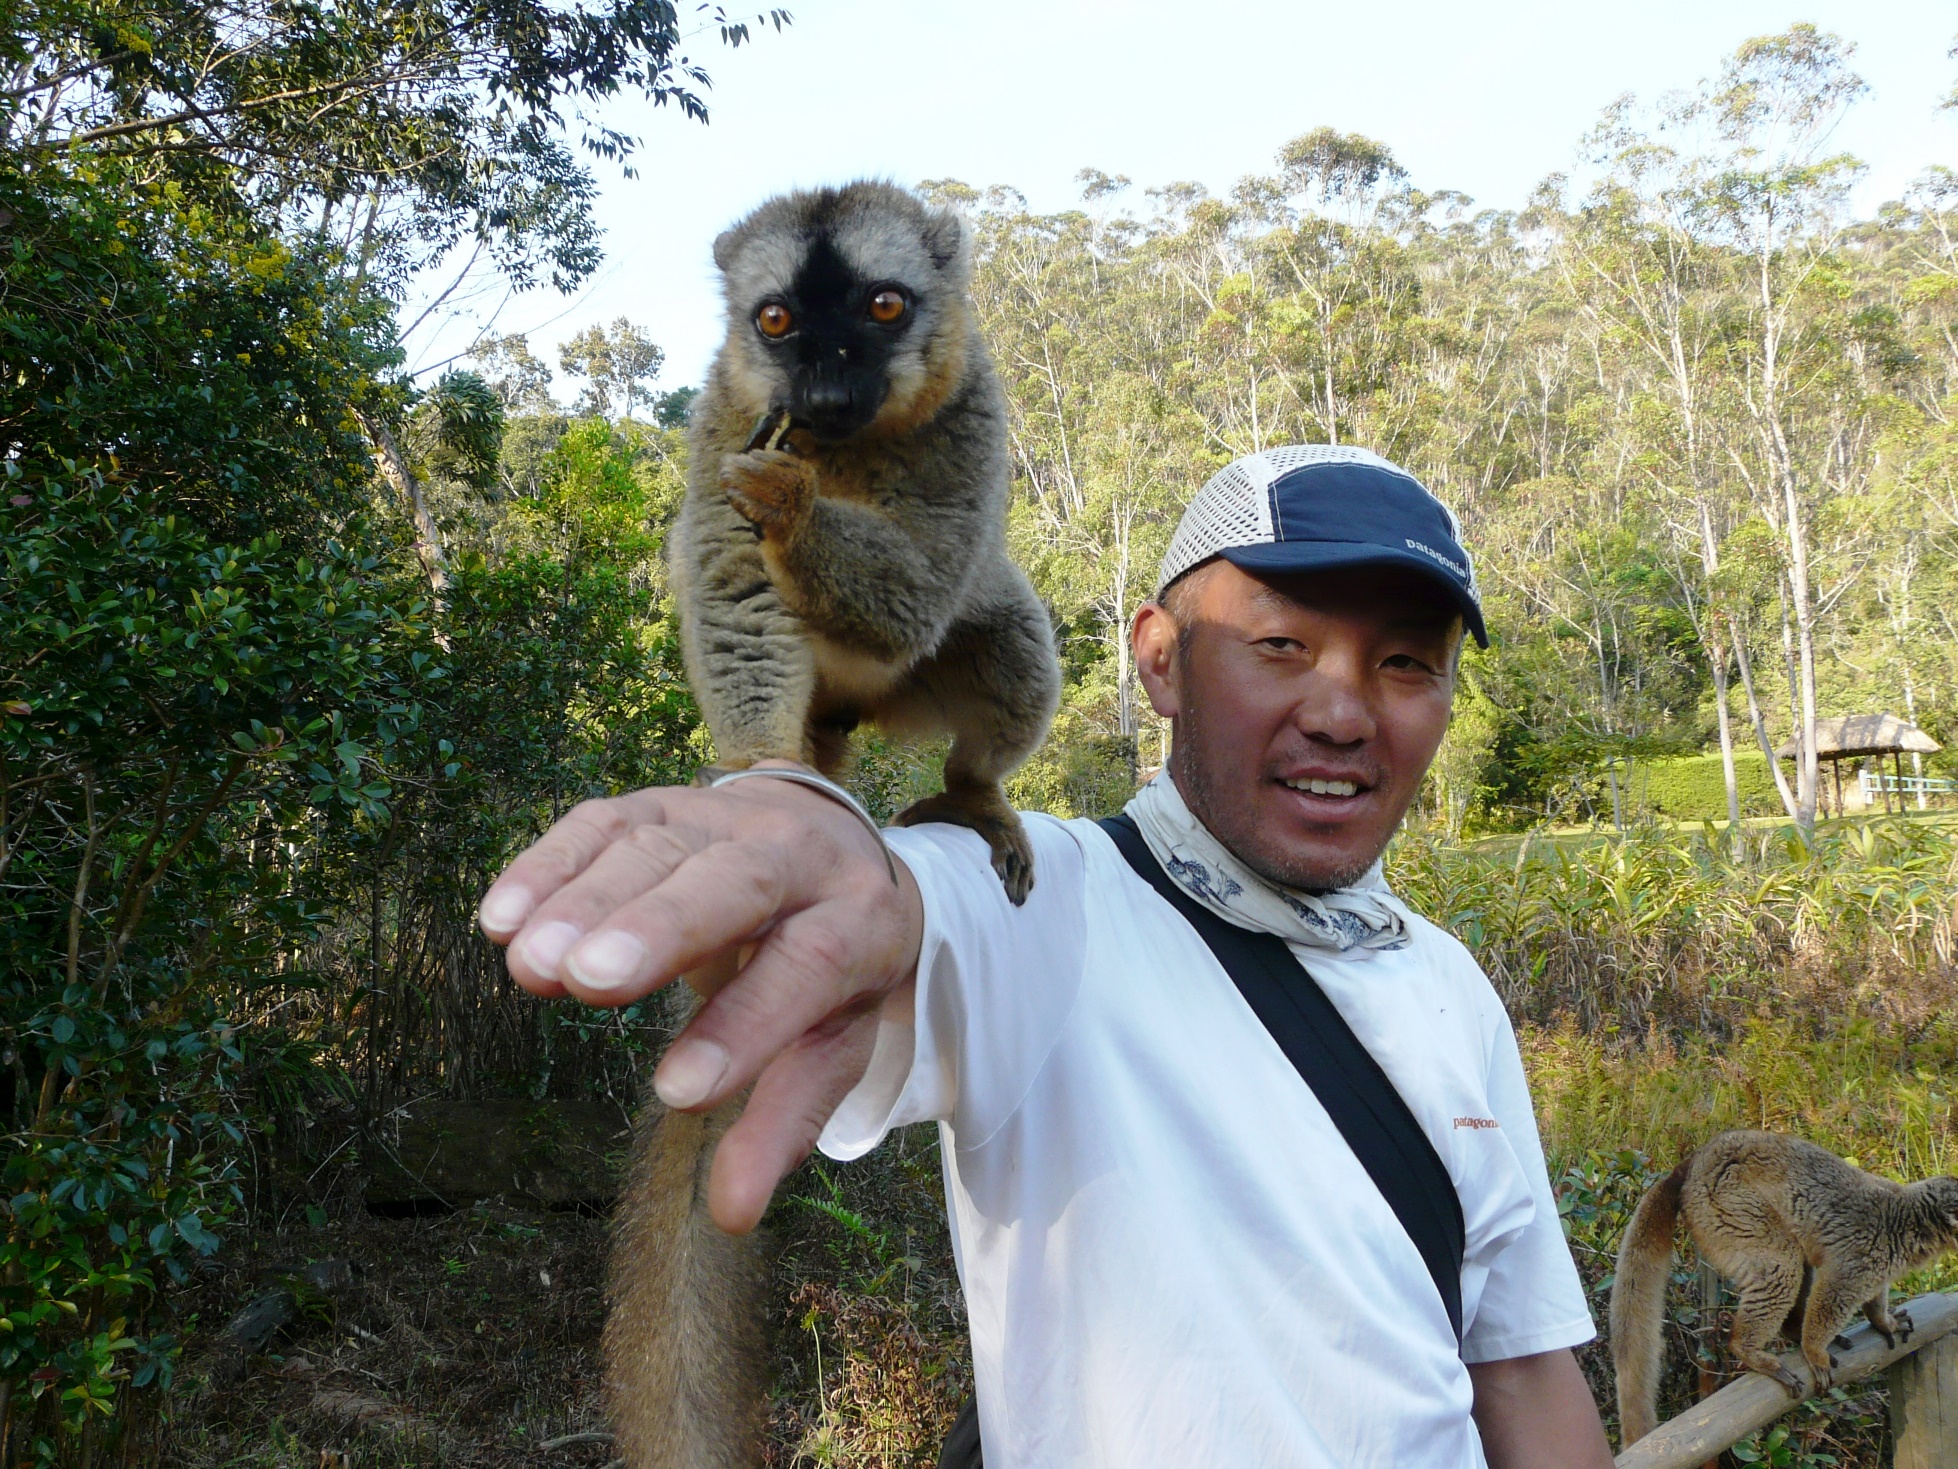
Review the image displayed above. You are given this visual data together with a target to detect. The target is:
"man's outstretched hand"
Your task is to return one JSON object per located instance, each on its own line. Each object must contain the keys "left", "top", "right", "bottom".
{"left": 476, "top": 763, "right": 923, "bottom": 1234}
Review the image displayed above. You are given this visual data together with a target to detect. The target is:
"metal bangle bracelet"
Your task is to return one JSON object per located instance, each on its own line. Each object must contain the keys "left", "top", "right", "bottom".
{"left": 707, "top": 766, "right": 901, "bottom": 887}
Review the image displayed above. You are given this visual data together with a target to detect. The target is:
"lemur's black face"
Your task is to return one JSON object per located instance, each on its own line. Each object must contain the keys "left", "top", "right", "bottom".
{"left": 749, "top": 234, "right": 916, "bottom": 441}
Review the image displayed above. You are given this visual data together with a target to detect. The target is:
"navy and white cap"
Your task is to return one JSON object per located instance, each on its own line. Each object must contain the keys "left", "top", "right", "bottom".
{"left": 1156, "top": 445, "right": 1487, "bottom": 646}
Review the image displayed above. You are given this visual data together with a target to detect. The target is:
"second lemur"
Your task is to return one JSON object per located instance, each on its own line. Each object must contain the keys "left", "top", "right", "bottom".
{"left": 1611, "top": 1129, "right": 1958, "bottom": 1446}
{"left": 606, "top": 183, "right": 1059, "bottom": 1469}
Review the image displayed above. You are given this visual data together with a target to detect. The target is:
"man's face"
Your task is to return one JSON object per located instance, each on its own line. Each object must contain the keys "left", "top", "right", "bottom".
{"left": 1133, "top": 560, "right": 1460, "bottom": 891}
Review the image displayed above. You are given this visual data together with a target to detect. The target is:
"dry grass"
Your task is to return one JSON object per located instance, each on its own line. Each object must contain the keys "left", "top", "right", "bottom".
{"left": 161, "top": 1128, "right": 970, "bottom": 1469}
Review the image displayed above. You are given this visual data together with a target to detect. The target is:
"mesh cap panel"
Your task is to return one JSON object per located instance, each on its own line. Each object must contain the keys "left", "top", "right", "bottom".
{"left": 1155, "top": 444, "right": 1475, "bottom": 599}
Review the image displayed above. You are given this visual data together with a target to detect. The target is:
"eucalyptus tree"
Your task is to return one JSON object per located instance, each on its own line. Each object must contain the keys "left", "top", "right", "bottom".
{"left": 1684, "top": 25, "right": 1870, "bottom": 835}
{"left": 1553, "top": 119, "right": 1764, "bottom": 824}
{"left": 560, "top": 317, "right": 666, "bottom": 418}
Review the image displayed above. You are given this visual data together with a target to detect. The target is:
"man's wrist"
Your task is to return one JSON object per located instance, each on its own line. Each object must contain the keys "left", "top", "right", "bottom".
{"left": 708, "top": 764, "right": 900, "bottom": 886}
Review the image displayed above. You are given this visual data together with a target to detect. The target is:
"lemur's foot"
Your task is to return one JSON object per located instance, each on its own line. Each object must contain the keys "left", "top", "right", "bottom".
{"left": 894, "top": 786, "right": 1034, "bottom": 904}
{"left": 721, "top": 448, "right": 812, "bottom": 530}
{"left": 1739, "top": 1348, "right": 1809, "bottom": 1398}
{"left": 1831, "top": 1332, "right": 1856, "bottom": 1353}
{"left": 692, "top": 761, "right": 746, "bottom": 787}
{"left": 1894, "top": 1306, "right": 1915, "bottom": 1342}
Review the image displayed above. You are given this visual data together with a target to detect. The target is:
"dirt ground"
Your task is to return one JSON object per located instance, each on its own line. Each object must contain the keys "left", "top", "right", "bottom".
{"left": 164, "top": 1125, "right": 970, "bottom": 1469}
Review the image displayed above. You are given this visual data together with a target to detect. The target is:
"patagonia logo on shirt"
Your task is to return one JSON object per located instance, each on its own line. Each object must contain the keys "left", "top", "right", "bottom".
{"left": 1453, "top": 1116, "right": 1500, "bottom": 1131}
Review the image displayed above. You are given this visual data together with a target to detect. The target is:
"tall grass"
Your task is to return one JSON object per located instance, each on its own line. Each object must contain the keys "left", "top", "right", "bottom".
{"left": 1387, "top": 817, "right": 1958, "bottom": 1041}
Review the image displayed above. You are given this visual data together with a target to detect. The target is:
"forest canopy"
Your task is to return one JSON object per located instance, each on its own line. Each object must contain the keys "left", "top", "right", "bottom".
{"left": 929, "top": 26, "right": 1958, "bottom": 838}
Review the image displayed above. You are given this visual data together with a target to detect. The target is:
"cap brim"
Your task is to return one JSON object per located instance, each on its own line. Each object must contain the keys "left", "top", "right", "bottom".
{"left": 1212, "top": 542, "right": 1489, "bottom": 647}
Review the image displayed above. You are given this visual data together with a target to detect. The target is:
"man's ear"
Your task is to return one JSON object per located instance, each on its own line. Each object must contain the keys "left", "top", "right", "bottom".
{"left": 1133, "top": 602, "right": 1182, "bottom": 719}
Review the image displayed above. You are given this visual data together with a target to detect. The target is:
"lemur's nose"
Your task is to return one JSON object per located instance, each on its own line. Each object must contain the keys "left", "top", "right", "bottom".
{"left": 802, "top": 377, "right": 853, "bottom": 418}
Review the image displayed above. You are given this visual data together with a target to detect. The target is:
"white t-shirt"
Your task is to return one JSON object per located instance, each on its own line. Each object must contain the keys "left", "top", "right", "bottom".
{"left": 819, "top": 814, "right": 1594, "bottom": 1469}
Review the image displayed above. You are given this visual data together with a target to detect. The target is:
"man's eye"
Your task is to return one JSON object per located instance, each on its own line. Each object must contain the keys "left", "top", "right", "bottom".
{"left": 1261, "top": 637, "right": 1305, "bottom": 653}
{"left": 1383, "top": 654, "right": 1438, "bottom": 674}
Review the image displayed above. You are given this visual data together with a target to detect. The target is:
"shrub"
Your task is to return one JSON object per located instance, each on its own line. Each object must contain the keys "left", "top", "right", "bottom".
{"left": 1636, "top": 751, "right": 1786, "bottom": 821}
{"left": 0, "top": 162, "right": 428, "bottom": 1461}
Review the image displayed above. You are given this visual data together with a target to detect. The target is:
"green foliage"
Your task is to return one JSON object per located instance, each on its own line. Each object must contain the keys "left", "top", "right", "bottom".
{"left": 1, "top": 156, "right": 706, "bottom": 1459}
{"left": 415, "top": 371, "right": 505, "bottom": 491}
{"left": 1636, "top": 752, "right": 1786, "bottom": 821}
{"left": 1, "top": 160, "right": 432, "bottom": 1455}
{"left": 3, "top": 0, "right": 791, "bottom": 290}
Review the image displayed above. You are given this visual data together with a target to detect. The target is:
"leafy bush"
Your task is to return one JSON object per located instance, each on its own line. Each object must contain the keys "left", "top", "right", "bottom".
{"left": 0, "top": 161, "right": 430, "bottom": 1460}
{"left": 1636, "top": 751, "right": 1787, "bottom": 821}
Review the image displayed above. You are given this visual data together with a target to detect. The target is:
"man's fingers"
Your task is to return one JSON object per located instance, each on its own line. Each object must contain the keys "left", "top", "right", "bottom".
{"left": 652, "top": 895, "right": 903, "bottom": 1107}
{"left": 706, "top": 1008, "right": 882, "bottom": 1234}
{"left": 482, "top": 774, "right": 895, "bottom": 1000}
{"left": 549, "top": 833, "right": 805, "bottom": 1003}
{"left": 479, "top": 790, "right": 675, "bottom": 942}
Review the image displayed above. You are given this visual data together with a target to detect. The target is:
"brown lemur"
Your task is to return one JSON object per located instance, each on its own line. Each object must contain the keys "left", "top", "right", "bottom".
{"left": 604, "top": 182, "right": 1060, "bottom": 1469}
{"left": 1611, "top": 1129, "right": 1958, "bottom": 1447}
{"left": 669, "top": 177, "right": 1058, "bottom": 898}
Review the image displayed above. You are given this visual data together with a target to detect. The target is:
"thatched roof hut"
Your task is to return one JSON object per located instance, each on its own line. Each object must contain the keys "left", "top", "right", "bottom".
{"left": 1776, "top": 714, "right": 1942, "bottom": 814}
{"left": 1774, "top": 713, "right": 1941, "bottom": 760}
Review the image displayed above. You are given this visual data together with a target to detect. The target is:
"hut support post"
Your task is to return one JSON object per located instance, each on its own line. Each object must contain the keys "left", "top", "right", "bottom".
{"left": 1831, "top": 758, "right": 1843, "bottom": 818}
{"left": 1890, "top": 1331, "right": 1958, "bottom": 1469}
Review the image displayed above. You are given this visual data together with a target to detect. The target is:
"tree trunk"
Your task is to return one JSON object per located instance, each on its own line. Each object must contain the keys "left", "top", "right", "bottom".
{"left": 1696, "top": 503, "right": 1742, "bottom": 830}
{"left": 1773, "top": 579, "right": 1811, "bottom": 829}
{"left": 1731, "top": 621, "right": 1800, "bottom": 821}
{"left": 1710, "top": 638, "right": 1742, "bottom": 830}
{"left": 1904, "top": 665, "right": 1927, "bottom": 810}
{"left": 355, "top": 409, "right": 449, "bottom": 601}
{"left": 1782, "top": 470, "right": 1822, "bottom": 836}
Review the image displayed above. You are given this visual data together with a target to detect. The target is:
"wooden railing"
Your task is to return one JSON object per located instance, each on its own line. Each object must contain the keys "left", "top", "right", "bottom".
{"left": 1614, "top": 1291, "right": 1958, "bottom": 1469}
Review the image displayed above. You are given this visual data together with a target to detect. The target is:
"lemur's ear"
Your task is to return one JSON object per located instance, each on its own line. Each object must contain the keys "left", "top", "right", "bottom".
{"left": 712, "top": 226, "right": 744, "bottom": 274}
{"left": 920, "top": 208, "right": 965, "bottom": 273}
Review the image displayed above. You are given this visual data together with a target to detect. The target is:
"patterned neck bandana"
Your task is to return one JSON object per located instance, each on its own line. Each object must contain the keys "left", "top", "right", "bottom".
{"left": 1123, "top": 772, "right": 1411, "bottom": 953}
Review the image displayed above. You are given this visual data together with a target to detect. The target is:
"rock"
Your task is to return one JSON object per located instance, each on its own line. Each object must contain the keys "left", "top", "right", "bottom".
{"left": 363, "top": 1098, "right": 632, "bottom": 1211}
{"left": 210, "top": 1290, "right": 298, "bottom": 1384}
{"left": 208, "top": 1259, "right": 354, "bottom": 1384}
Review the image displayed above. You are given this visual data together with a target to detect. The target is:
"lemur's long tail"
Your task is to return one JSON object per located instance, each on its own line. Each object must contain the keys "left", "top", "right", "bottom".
{"left": 605, "top": 1088, "right": 770, "bottom": 1469}
{"left": 1610, "top": 1158, "right": 1691, "bottom": 1448}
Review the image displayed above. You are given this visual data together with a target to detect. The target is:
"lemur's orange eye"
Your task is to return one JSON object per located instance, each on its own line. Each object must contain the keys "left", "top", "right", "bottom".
{"left": 756, "top": 302, "right": 794, "bottom": 338}
{"left": 868, "top": 289, "right": 908, "bottom": 324}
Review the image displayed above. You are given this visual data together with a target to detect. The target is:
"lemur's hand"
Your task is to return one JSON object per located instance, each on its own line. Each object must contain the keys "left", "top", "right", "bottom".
{"left": 721, "top": 448, "right": 813, "bottom": 531}
{"left": 478, "top": 763, "right": 923, "bottom": 1234}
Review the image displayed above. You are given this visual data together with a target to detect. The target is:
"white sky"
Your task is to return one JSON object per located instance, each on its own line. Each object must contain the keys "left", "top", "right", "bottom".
{"left": 403, "top": 0, "right": 1958, "bottom": 393}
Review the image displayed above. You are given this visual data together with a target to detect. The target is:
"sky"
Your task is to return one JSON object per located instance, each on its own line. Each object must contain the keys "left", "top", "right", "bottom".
{"left": 402, "top": 0, "right": 1958, "bottom": 393}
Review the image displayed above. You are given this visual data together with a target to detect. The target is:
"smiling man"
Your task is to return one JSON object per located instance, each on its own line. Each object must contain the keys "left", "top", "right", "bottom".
{"left": 479, "top": 446, "right": 1614, "bottom": 1468}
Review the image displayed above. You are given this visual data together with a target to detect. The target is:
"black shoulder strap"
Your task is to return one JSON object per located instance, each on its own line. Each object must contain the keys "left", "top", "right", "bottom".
{"left": 1098, "top": 814, "right": 1466, "bottom": 1344}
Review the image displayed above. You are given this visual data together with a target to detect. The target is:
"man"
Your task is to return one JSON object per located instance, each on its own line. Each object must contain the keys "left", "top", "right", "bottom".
{"left": 479, "top": 446, "right": 1616, "bottom": 1467}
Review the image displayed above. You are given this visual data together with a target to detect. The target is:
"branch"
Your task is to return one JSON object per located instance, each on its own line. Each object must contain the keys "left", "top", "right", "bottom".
{"left": 354, "top": 409, "right": 452, "bottom": 630}
{"left": 93, "top": 753, "right": 248, "bottom": 1000}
